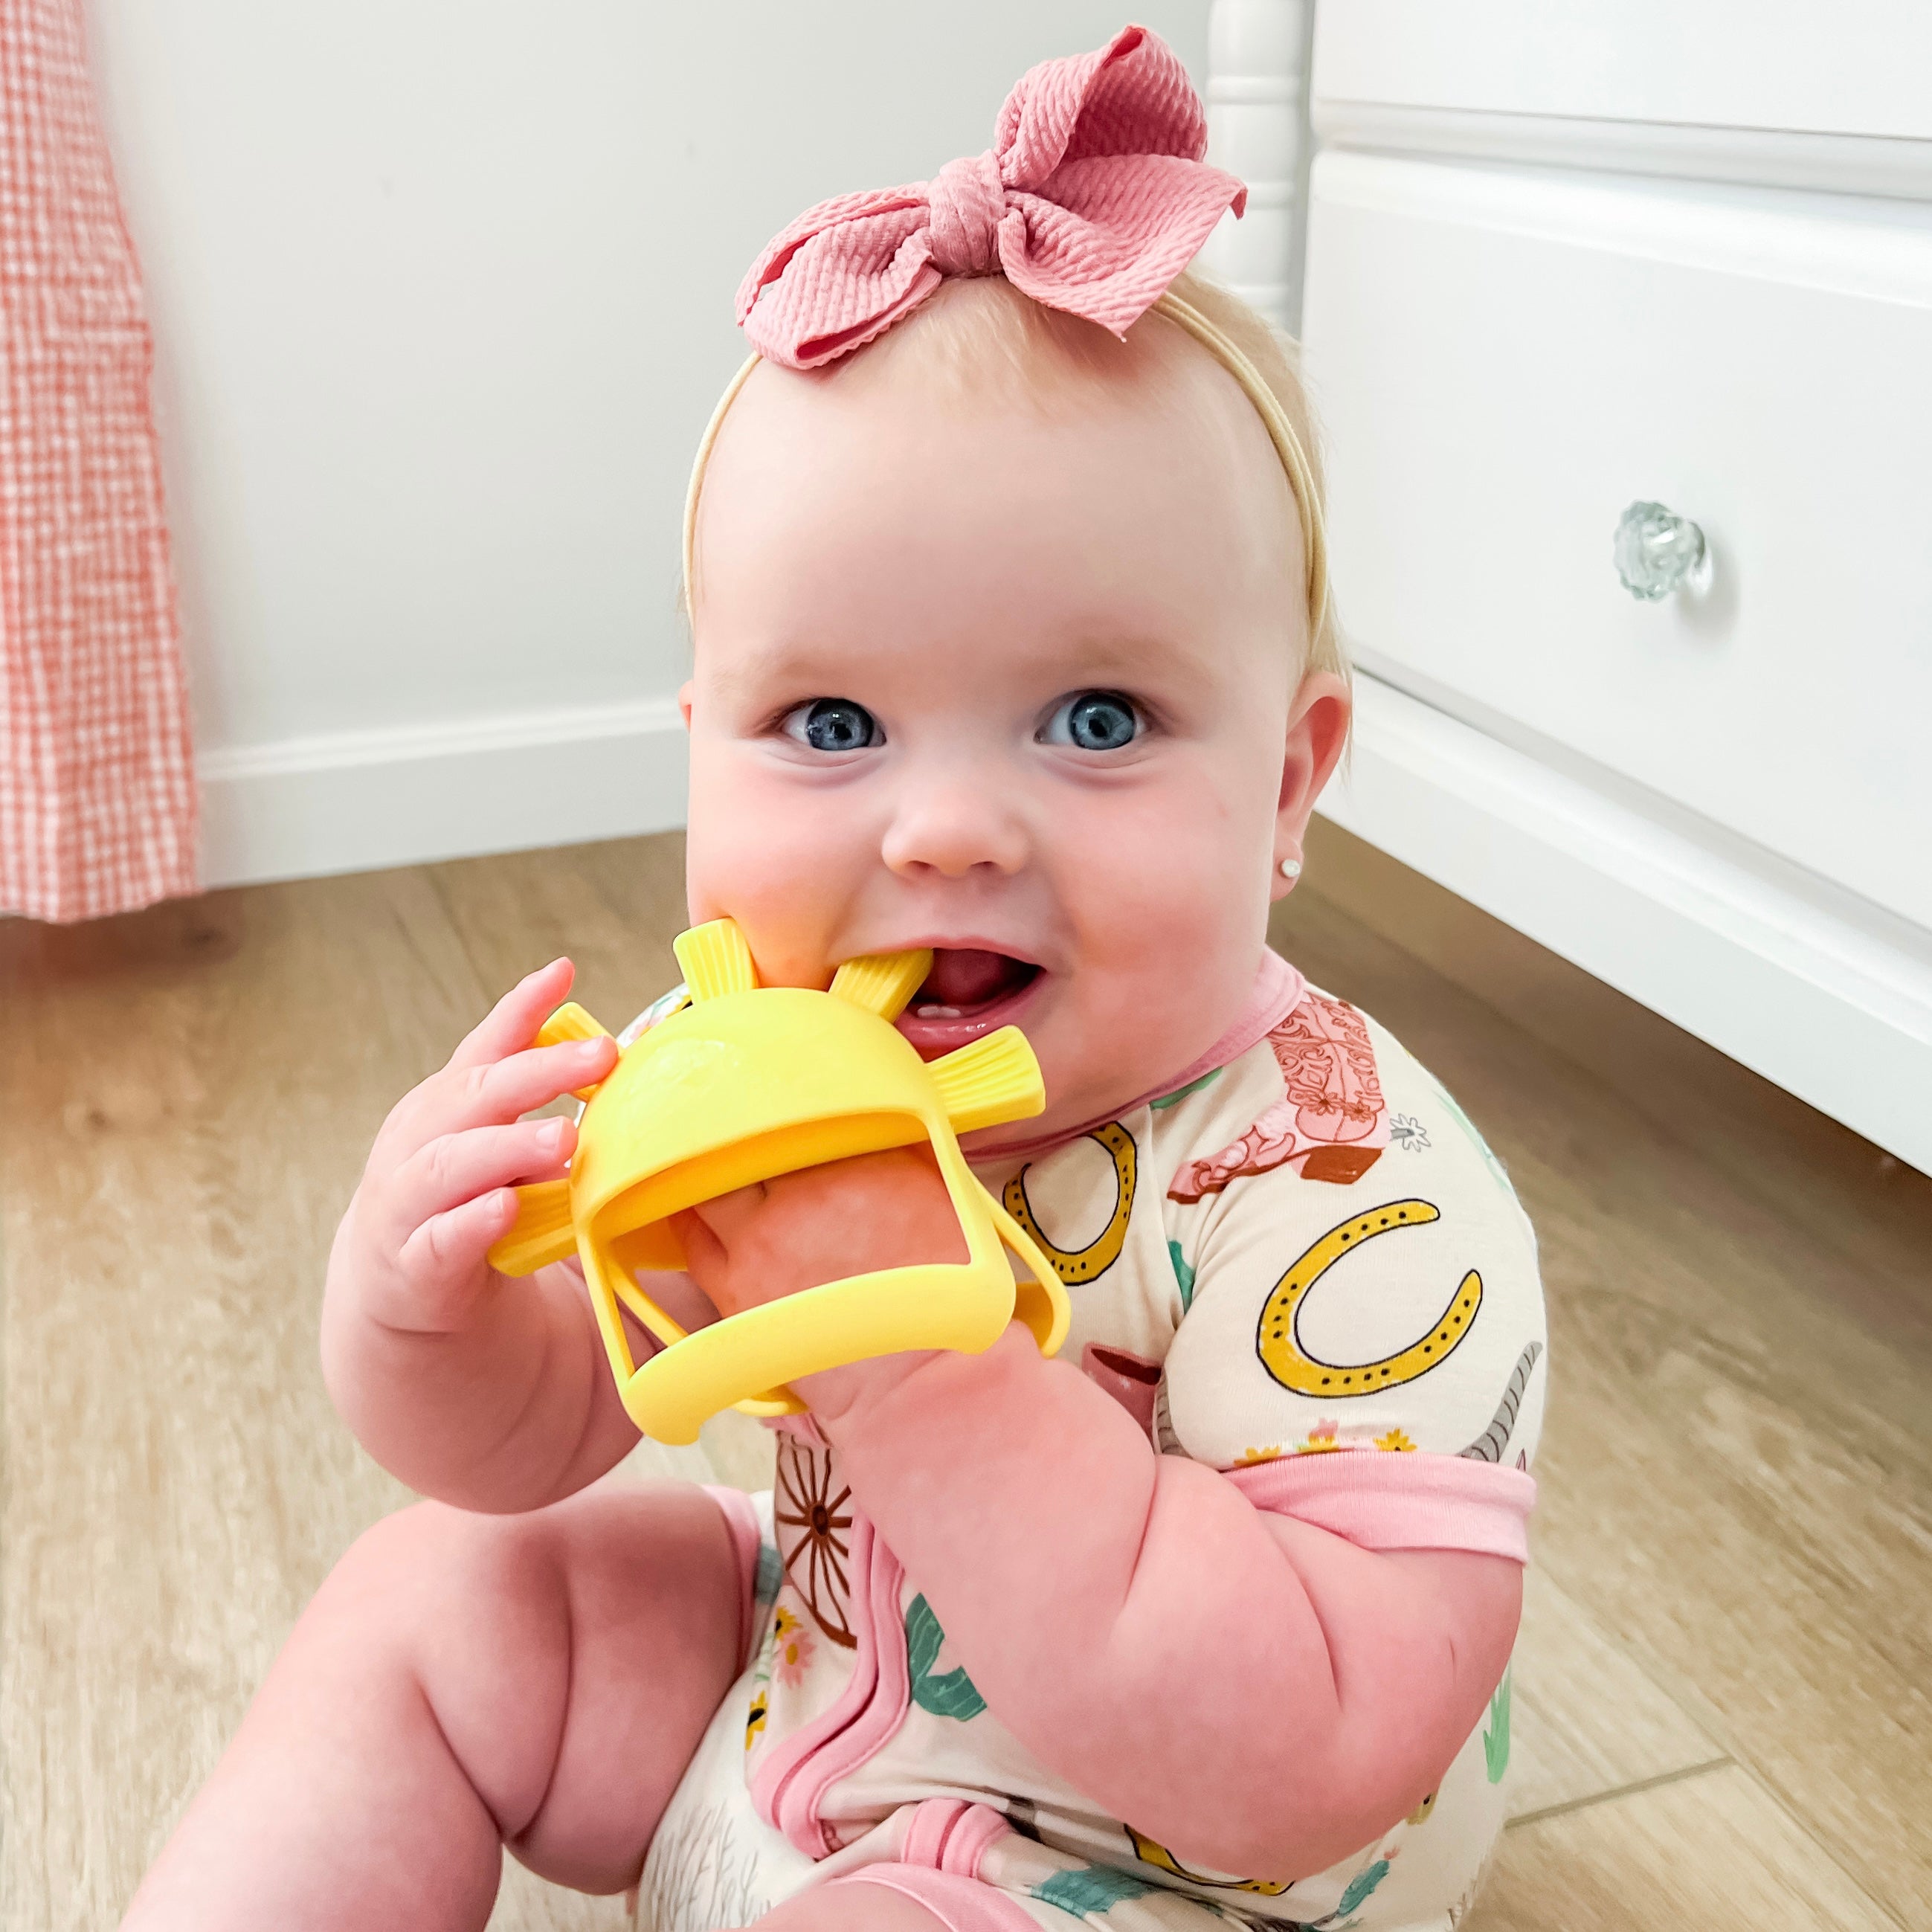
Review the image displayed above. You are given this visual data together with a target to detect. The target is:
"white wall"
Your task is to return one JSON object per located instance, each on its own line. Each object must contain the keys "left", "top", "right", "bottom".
{"left": 86, "top": 2, "right": 1209, "bottom": 885}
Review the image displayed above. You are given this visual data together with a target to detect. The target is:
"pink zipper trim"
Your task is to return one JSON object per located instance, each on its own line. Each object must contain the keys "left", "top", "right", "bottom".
{"left": 821, "top": 1801, "right": 1025, "bottom": 1931}
{"left": 783, "top": 1529, "right": 913, "bottom": 1850}
{"left": 912, "top": 1798, "right": 1010, "bottom": 1876}
{"left": 753, "top": 1511, "right": 918, "bottom": 1855}
{"left": 751, "top": 1513, "right": 879, "bottom": 1852}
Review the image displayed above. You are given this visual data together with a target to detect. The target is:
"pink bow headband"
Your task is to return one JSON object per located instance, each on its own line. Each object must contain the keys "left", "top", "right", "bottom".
{"left": 685, "top": 25, "right": 1327, "bottom": 634}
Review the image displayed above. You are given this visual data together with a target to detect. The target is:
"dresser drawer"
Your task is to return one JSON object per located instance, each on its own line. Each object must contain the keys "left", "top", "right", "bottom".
{"left": 1301, "top": 152, "right": 1932, "bottom": 933}
{"left": 1311, "top": 1, "right": 1932, "bottom": 145}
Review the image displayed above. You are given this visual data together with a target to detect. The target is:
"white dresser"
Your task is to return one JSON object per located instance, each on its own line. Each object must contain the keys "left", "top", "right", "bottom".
{"left": 1296, "top": 1, "right": 1932, "bottom": 1173}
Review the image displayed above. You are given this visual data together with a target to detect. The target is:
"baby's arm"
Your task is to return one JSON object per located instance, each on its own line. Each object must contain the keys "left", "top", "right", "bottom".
{"left": 321, "top": 959, "right": 644, "bottom": 1512}
{"left": 821, "top": 1331, "right": 1518, "bottom": 1881}
{"left": 682, "top": 1159, "right": 1520, "bottom": 1884}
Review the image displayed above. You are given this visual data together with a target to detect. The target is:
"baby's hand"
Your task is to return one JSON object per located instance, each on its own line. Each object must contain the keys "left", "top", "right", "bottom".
{"left": 672, "top": 1149, "right": 967, "bottom": 1416}
{"left": 329, "top": 958, "right": 619, "bottom": 1338}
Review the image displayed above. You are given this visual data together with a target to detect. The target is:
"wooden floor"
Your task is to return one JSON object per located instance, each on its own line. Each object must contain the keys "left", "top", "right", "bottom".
{"left": 2, "top": 826, "right": 1927, "bottom": 1932}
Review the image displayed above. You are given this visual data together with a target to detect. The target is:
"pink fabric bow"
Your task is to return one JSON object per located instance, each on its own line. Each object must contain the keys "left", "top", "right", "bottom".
{"left": 737, "top": 25, "right": 1245, "bottom": 370}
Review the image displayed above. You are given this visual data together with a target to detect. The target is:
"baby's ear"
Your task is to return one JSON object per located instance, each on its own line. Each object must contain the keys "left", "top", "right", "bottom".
{"left": 678, "top": 680, "right": 695, "bottom": 729}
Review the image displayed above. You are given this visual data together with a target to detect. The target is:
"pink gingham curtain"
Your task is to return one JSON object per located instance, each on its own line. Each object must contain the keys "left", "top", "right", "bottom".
{"left": 1, "top": 0, "right": 195, "bottom": 923}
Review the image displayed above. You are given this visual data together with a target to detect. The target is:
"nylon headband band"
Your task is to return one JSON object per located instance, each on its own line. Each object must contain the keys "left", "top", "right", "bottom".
{"left": 681, "top": 288, "right": 1330, "bottom": 643}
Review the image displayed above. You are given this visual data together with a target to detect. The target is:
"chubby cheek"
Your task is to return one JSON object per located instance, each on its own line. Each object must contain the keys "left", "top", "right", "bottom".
{"left": 1049, "top": 761, "right": 1274, "bottom": 1079}
{"left": 683, "top": 741, "right": 872, "bottom": 987}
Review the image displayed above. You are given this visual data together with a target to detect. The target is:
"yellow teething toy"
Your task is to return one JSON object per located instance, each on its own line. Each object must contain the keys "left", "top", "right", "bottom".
{"left": 487, "top": 918, "right": 1070, "bottom": 1444}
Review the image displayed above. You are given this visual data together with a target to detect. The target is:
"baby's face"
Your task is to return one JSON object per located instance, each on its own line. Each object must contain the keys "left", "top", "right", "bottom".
{"left": 682, "top": 320, "right": 1346, "bottom": 1144}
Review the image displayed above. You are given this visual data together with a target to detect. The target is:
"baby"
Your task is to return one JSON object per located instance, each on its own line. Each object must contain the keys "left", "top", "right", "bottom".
{"left": 126, "top": 28, "right": 1545, "bottom": 1932}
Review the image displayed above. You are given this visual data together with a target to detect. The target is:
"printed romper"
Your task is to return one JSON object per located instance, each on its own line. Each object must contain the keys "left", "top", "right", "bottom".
{"left": 632, "top": 960, "right": 1548, "bottom": 1932}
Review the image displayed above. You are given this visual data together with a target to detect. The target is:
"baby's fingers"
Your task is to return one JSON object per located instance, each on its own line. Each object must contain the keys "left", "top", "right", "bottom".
{"left": 383, "top": 1117, "right": 576, "bottom": 1251}
{"left": 394, "top": 1191, "right": 522, "bottom": 1330}
{"left": 396, "top": 1034, "right": 617, "bottom": 1150}
{"left": 448, "top": 956, "right": 578, "bottom": 1072}
{"left": 682, "top": 1180, "right": 767, "bottom": 1249}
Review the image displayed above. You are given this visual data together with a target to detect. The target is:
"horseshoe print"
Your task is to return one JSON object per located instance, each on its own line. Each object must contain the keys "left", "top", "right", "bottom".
{"left": 1003, "top": 1122, "right": 1137, "bottom": 1286}
{"left": 1257, "top": 1200, "right": 1481, "bottom": 1397}
{"left": 1126, "top": 1826, "right": 1290, "bottom": 1896}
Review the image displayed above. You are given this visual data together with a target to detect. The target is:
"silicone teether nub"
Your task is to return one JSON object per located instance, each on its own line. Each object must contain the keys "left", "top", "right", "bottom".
{"left": 489, "top": 997, "right": 616, "bottom": 1272}
{"left": 536, "top": 1000, "right": 612, "bottom": 1100}
{"left": 828, "top": 948, "right": 933, "bottom": 1022}
{"left": 490, "top": 1178, "right": 576, "bottom": 1275}
{"left": 674, "top": 919, "right": 758, "bottom": 1000}
{"left": 928, "top": 1028, "right": 1046, "bottom": 1134}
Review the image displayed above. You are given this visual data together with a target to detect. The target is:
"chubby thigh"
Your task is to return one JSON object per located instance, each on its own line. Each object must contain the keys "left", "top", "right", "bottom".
{"left": 123, "top": 1479, "right": 748, "bottom": 1931}
{"left": 401, "top": 1480, "right": 751, "bottom": 1890}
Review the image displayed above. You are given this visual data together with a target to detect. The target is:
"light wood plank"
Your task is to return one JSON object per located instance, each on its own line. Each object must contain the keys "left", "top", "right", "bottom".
{"left": 1467, "top": 1765, "right": 1899, "bottom": 1932}
{"left": 0, "top": 872, "right": 531, "bottom": 1928}
{"left": 422, "top": 831, "right": 690, "bottom": 1039}
{"left": 1508, "top": 1567, "right": 1722, "bottom": 1822}
{"left": 0, "top": 846, "right": 721, "bottom": 1931}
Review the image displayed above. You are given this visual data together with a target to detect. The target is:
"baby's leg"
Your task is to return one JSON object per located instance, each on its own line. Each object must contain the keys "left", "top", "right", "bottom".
{"left": 123, "top": 1481, "right": 743, "bottom": 1932}
{"left": 756, "top": 1887, "right": 951, "bottom": 1931}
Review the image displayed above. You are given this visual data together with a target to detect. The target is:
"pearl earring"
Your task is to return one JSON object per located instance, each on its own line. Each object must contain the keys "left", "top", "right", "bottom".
{"left": 1278, "top": 857, "right": 1302, "bottom": 880}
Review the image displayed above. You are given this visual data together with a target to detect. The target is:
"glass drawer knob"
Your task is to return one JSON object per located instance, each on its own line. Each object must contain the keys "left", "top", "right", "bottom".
{"left": 1614, "top": 500, "right": 1710, "bottom": 600}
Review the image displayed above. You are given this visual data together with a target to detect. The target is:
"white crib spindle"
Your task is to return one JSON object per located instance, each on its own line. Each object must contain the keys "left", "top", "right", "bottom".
{"left": 1199, "top": 0, "right": 1313, "bottom": 332}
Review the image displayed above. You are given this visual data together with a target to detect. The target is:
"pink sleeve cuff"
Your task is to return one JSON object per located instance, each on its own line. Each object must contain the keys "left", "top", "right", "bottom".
{"left": 1223, "top": 1451, "right": 1536, "bottom": 1563}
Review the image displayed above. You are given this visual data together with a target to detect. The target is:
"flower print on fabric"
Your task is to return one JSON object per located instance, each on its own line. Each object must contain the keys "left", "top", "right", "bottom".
{"left": 773, "top": 1434, "right": 856, "bottom": 1649}
{"left": 1238, "top": 1420, "right": 1424, "bottom": 1464}
{"left": 1170, "top": 994, "right": 1389, "bottom": 1202}
{"left": 770, "top": 1607, "right": 816, "bottom": 1688}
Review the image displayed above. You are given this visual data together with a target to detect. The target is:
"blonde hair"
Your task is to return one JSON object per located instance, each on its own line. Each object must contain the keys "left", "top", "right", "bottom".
{"left": 684, "top": 267, "right": 1345, "bottom": 686}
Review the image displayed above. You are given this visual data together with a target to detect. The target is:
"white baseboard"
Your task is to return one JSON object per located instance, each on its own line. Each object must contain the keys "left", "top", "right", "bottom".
{"left": 1324, "top": 674, "right": 1932, "bottom": 1176}
{"left": 197, "top": 698, "right": 689, "bottom": 890}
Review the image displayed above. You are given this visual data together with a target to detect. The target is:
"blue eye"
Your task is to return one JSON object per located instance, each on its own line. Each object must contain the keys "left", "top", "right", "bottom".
{"left": 784, "top": 698, "right": 882, "bottom": 752}
{"left": 1042, "top": 691, "right": 1142, "bottom": 752}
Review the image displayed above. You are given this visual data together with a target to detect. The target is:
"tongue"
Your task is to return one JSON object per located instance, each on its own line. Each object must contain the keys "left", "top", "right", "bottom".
{"left": 920, "top": 949, "right": 1026, "bottom": 1010}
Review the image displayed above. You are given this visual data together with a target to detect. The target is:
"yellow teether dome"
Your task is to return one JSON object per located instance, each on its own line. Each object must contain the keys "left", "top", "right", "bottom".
{"left": 487, "top": 918, "right": 1069, "bottom": 1444}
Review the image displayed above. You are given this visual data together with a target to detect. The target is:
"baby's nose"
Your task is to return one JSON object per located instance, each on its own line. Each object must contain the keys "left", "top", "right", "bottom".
{"left": 880, "top": 775, "right": 1028, "bottom": 878}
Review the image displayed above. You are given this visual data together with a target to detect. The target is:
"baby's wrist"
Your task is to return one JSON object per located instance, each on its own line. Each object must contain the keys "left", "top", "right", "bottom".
{"left": 793, "top": 1347, "right": 940, "bottom": 1434}
{"left": 802, "top": 1319, "right": 1037, "bottom": 1440}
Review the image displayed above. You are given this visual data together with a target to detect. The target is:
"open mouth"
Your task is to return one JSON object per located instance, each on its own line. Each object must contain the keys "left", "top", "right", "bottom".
{"left": 895, "top": 949, "right": 1045, "bottom": 1059}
